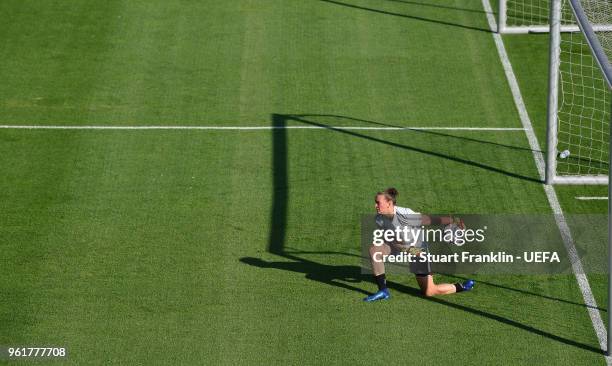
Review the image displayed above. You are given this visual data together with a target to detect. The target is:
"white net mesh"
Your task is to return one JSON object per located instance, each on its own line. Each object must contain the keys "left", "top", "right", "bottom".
{"left": 579, "top": 0, "right": 612, "bottom": 58}
{"left": 555, "top": 0, "right": 611, "bottom": 178}
{"left": 506, "top": 0, "right": 550, "bottom": 27}
{"left": 505, "top": 0, "right": 574, "bottom": 28}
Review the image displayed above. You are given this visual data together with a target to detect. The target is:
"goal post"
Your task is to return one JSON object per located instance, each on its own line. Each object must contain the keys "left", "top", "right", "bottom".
{"left": 543, "top": 0, "right": 612, "bottom": 356}
{"left": 545, "top": 0, "right": 611, "bottom": 185}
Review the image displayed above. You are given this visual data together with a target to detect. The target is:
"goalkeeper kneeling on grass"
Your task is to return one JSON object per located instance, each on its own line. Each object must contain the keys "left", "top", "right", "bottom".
{"left": 364, "top": 187, "right": 475, "bottom": 302}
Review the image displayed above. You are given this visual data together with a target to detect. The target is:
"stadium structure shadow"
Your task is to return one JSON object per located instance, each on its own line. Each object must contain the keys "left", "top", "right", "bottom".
{"left": 381, "top": 0, "right": 487, "bottom": 15}
{"left": 286, "top": 113, "right": 542, "bottom": 183}
{"left": 450, "top": 274, "right": 606, "bottom": 312}
{"left": 292, "top": 113, "right": 542, "bottom": 155}
{"left": 237, "top": 113, "right": 603, "bottom": 355}
{"left": 319, "top": 0, "right": 491, "bottom": 33}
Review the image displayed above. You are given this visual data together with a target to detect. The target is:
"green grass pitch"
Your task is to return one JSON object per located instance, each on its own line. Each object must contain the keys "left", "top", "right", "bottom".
{"left": 0, "top": 0, "right": 609, "bottom": 364}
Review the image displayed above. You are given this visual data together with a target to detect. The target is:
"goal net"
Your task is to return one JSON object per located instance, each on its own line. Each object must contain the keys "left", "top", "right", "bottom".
{"left": 546, "top": 0, "right": 612, "bottom": 184}
{"left": 498, "top": 0, "right": 599, "bottom": 33}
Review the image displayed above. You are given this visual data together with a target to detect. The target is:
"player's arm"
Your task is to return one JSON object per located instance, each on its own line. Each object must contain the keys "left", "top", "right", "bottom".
{"left": 421, "top": 215, "right": 463, "bottom": 228}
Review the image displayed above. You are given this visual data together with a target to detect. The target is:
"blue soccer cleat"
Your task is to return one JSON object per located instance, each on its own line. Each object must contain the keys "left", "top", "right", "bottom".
{"left": 461, "top": 279, "right": 475, "bottom": 291}
{"left": 363, "top": 288, "right": 390, "bottom": 302}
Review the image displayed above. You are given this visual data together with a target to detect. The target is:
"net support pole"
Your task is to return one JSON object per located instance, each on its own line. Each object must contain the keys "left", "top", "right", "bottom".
{"left": 608, "top": 101, "right": 612, "bottom": 355}
{"left": 498, "top": 0, "right": 507, "bottom": 33}
{"left": 545, "top": 0, "right": 562, "bottom": 185}
{"left": 568, "top": 0, "right": 612, "bottom": 86}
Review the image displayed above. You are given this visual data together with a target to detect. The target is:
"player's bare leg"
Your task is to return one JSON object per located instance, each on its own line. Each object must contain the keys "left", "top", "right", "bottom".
{"left": 369, "top": 243, "right": 390, "bottom": 276}
{"left": 363, "top": 244, "right": 392, "bottom": 302}
{"left": 416, "top": 275, "right": 475, "bottom": 297}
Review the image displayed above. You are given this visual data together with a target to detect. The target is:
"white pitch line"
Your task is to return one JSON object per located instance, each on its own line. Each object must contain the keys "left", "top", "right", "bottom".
{"left": 576, "top": 196, "right": 609, "bottom": 200}
{"left": 0, "top": 125, "right": 525, "bottom": 131}
{"left": 482, "top": 0, "right": 611, "bottom": 362}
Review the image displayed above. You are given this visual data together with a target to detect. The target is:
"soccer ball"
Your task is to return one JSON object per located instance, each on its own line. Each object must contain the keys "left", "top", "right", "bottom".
{"left": 559, "top": 150, "right": 570, "bottom": 159}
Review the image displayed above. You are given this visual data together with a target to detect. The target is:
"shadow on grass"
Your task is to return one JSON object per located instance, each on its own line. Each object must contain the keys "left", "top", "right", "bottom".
{"left": 319, "top": 0, "right": 491, "bottom": 33}
{"left": 286, "top": 113, "right": 542, "bottom": 183}
{"left": 238, "top": 113, "right": 603, "bottom": 356}
{"left": 292, "top": 113, "right": 543, "bottom": 154}
{"left": 239, "top": 257, "right": 603, "bottom": 354}
{"left": 450, "top": 274, "right": 607, "bottom": 312}
{"left": 381, "top": 0, "right": 488, "bottom": 15}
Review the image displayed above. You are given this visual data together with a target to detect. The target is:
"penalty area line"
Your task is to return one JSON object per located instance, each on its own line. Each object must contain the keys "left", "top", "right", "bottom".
{"left": 0, "top": 125, "right": 526, "bottom": 131}
{"left": 575, "top": 196, "right": 608, "bottom": 200}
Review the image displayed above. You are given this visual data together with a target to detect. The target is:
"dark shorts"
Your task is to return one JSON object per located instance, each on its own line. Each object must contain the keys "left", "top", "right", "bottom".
{"left": 390, "top": 243, "right": 432, "bottom": 277}
{"left": 410, "top": 256, "right": 432, "bottom": 277}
